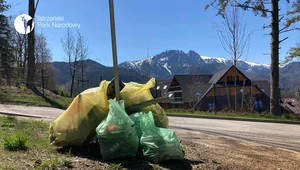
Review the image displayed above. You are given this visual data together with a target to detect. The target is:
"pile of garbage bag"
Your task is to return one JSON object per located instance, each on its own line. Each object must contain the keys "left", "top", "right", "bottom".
{"left": 49, "top": 78, "right": 184, "bottom": 163}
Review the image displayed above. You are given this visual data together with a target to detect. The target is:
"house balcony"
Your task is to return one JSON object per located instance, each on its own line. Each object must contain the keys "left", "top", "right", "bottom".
{"left": 168, "top": 86, "right": 182, "bottom": 92}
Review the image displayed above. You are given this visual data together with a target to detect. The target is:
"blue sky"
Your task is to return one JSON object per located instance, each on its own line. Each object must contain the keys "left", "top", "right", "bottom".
{"left": 7, "top": 0, "right": 299, "bottom": 66}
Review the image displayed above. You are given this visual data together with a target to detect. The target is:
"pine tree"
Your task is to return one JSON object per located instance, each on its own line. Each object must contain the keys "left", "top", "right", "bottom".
{"left": 0, "top": 0, "right": 13, "bottom": 86}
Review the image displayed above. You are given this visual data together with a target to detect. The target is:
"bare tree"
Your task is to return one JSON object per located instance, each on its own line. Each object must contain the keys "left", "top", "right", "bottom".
{"left": 207, "top": 0, "right": 288, "bottom": 115}
{"left": 35, "top": 33, "right": 56, "bottom": 93}
{"left": 76, "top": 31, "right": 89, "bottom": 92}
{"left": 213, "top": 2, "right": 252, "bottom": 112}
{"left": 213, "top": 3, "right": 252, "bottom": 65}
{"left": 61, "top": 29, "right": 77, "bottom": 97}
{"left": 11, "top": 32, "right": 27, "bottom": 83}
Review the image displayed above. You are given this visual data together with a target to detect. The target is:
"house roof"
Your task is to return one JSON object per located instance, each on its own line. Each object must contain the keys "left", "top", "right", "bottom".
{"left": 252, "top": 80, "right": 270, "bottom": 97}
{"left": 170, "top": 75, "right": 213, "bottom": 102}
{"left": 208, "top": 67, "right": 232, "bottom": 84}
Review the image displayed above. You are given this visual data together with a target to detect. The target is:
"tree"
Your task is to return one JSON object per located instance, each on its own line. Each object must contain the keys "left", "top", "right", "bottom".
{"left": 213, "top": 3, "right": 251, "bottom": 66}
{"left": 0, "top": 0, "right": 14, "bottom": 86}
{"left": 283, "top": 0, "right": 300, "bottom": 63}
{"left": 26, "top": 0, "right": 35, "bottom": 88}
{"left": 26, "top": 0, "right": 40, "bottom": 88}
{"left": 35, "top": 33, "right": 56, "bottom": 92}
{"left": 11, "top": 30, "right": 27, "bottom": 83}
{"left": 207, "top": 0, "right": 288, "bottom": 115}
{"left": 61, "top": 29, "right": 77, "bottom": 97}
{"left": 213, "top": 2, "right": 252, "bottom": 112}
{"left": 76, "top": 31, "right": 89, "bottom": 93}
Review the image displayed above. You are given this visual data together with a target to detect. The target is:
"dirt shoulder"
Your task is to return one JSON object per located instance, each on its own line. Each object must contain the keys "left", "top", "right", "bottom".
{"left": 176, "top": 130, "right": 300, "bottom": 170}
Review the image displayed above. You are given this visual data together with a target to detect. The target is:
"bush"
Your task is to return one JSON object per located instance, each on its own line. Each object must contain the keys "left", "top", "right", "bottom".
{"left": 2, "top": 133, "right": 28, "bottom": 151}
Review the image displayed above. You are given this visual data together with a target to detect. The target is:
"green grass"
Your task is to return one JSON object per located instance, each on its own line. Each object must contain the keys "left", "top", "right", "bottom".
{"left": 0, "top": 116, "right": 56, "bottom": 169}
{"left": 62, "top": 159, "right": 74, "bottom": 168}
{"left": 108, "top": 163, "right": 123, "bottom": 169}
{"left": 166, "top": 109, "right": 300, "bottom": 122}
{"left": 3, "top": 132, "right": 28, "bottom": 151}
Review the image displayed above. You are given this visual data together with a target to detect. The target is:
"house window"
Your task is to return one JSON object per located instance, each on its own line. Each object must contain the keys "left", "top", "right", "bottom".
{"left": 208, "top": 103, "right": 216, "bottom": 111}
{"left": 215, "top": 90, "right": 221, "bottom": 96}
{"left": 163, "top": 85, "right": 168, "bottom": 89}
{"left": 254, "top": 101, "right": 263, "bottom": 109}
{"left": 236, "top": 76, "right": 239, "bottom": 81}
{"left": 156, "top": 86, "right": 160, "bottom": 90}
{"left": 227, "top": 76, "right": 233, "bottom": 81}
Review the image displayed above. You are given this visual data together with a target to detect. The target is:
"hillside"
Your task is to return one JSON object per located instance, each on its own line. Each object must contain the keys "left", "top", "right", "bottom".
{"left": 53, "top": 59, "right": 148, "bottom": 88}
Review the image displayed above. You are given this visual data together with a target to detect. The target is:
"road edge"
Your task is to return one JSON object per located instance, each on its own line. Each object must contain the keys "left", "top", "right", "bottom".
{"left": 167, "top": 113, "right": 300, "bottom": 125}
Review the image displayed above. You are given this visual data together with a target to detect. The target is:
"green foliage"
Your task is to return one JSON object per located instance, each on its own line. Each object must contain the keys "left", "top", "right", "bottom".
{"left": 286, "top": 0, "right": 300, "bottom": 27}
{"left": 34, "top": 157, "right": 60, "bottom": 170}
{"left": 108, "top": 163, "right": 123, "bottom": 169}
{"left": 206, "top": 0, "right": 273, "bottom": 18}
{"left": 2, "top": 132, "right": 28, "bottom": 151}
{"left": 62, "top": 160, "right": 73, "bottom": 168}
{"left": 283, "top": 41, "right": 300, "bottom": 64}
{"left": 0, "top": 0, "right": 10, "bottom": 13}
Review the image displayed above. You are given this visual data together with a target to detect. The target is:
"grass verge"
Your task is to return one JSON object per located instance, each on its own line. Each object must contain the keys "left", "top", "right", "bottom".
{"left": 166, "top": 109, "right": 300, "bottom": 122}
{"left": 0, "top": 116, "right": 68, "bottom": 169}
{"left": 0, "top": 116, "right": 195, "bottom": 170}
{"left": 0, "top": 86, "right": 72, "bottom": 108}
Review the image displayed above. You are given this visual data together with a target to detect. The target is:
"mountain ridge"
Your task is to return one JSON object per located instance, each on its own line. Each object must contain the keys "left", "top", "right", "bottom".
{"left": 51, "top": 50, "right": 299, "bottom": 90}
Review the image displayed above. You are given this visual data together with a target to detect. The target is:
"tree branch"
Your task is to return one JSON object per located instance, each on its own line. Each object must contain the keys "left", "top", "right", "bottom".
{"left": 279, "top": 37, "right": 288, "bottom": 44}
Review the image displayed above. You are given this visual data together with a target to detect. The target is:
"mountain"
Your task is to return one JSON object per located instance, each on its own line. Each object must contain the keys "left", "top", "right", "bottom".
{"left": 52, "top": 51, "right": 299, "bottom": 91}
{"left": 53, "top": 59, "right": 148, "bottom": 89}
{"left": 279, "top": 62, "right": 300, "bottom": 90}
{"left": 119, "top": 50, "right": 271, "bottom": 80}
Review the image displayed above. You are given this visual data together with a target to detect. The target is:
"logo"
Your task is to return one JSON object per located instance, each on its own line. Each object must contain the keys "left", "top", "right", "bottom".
{"left": 14, "top": 14, "right": 35, "bottom": 34}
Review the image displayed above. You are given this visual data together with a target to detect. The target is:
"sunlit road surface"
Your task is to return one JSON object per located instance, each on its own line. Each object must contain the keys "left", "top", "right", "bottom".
{"left": 169, "top": 116, "right": 300, "bottom": 152}
{"left": 0, "top": 104, "right": 299, "bottom": 152}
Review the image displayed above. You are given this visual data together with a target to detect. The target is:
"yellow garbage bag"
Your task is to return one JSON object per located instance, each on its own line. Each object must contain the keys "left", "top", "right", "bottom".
{"left": 120, "top": 78, "right": 169, "bottom": 128}
{"left": 49, "top": 80, "right": 110, "bottom": 146}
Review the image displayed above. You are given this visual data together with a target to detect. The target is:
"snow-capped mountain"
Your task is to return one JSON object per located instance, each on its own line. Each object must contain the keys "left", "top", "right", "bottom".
{"left": 119, "top": 50, "right": 271, "bottom": 80}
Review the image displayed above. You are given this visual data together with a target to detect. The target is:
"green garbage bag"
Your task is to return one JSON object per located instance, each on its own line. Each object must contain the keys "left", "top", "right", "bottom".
{"left": 129, "top": 112, "right": 143, "bottom": 148}
{"left": 139, "top": 112, "right": 184, "bottom": 163}
{"left": 96, "top": 99, "right": 139, "bottom": 160}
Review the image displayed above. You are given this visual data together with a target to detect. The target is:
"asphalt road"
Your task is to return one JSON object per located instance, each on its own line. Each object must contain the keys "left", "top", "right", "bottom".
{"left": 169, "top": 116, "right": 300, "bottom": 152}
{"left": 0, "top": 104, "right": 300, "bottom": 152}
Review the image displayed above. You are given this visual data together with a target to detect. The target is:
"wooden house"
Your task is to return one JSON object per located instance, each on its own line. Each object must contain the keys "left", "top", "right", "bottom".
{"left": 192, "top": 65, "right": 270, "bottom": 112}
{"left": 163, "top": 75, "right": 213, "bottom": 109}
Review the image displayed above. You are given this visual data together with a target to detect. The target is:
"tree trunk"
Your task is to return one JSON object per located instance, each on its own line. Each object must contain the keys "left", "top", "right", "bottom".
{"left": 270, "top": 0, "right": 280, "bottom": 115}
{"left": 70, "top": 73, "right": 74, "bottom": 98}
{"left": 26, "top": 0, "right": 35, "bottom": 88}
{"left": 0, "top": 53, "right": 2, "bottom": 85}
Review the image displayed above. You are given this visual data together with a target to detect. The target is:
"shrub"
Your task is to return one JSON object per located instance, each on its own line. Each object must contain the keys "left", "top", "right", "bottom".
{"left": 2, "top": 133, "right": 28, "bottom": 151}
{"left": 62, "top": 160, "right": 73, "bottom": 168}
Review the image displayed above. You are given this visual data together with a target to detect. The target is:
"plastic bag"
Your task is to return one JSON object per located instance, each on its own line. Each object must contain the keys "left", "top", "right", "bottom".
{"left": 120, "top": 78, "right": 169, "bottom": 128}
{"left": 49, "top": 80, "right": 110, "bottom": 146}
{"left": 129, "top": 112, "right": 143, "bottom": 148}
{"left": 96, "top": 99, "right": 139, "bottom": 160}
{"left": 139, "top": 112, "right": 184, "bottom": 163}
